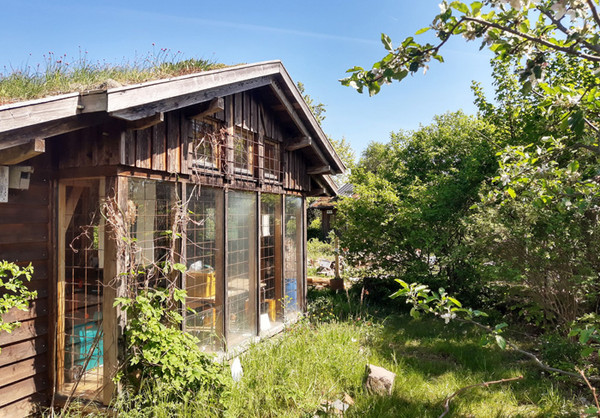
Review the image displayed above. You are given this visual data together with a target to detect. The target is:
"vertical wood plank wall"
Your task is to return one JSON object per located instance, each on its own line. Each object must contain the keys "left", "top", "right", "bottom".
{"left": 59, "top": 91, "right": 313, "bottom": 193}
{"left": 0, "top": 158, "right": 52, "bottom": 417}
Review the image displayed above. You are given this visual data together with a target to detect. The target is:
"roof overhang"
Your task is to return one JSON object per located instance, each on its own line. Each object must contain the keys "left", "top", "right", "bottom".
{"left": 0, "top": 61, "right": 345, "bottom": 189}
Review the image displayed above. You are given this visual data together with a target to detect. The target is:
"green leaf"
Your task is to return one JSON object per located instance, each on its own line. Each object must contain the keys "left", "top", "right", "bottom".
{"left": 396, "top": 279, "right": 409, "bottom": 289}
{"left": 433, "top": 54, "right": 445, "bottom": 63}
{"left": 568, "top": 110, "right": 585, "bottom": 137}
{"left": 568, "top": 160, "right": 579, "bottom": 172}
{"left": 471, "top": 1, "right": 483, "bottom": 15}
{"left": 447, "top": 297, "right": 462, "bottom": 307}
{"left": 346, "top": 66, "right": 364, "bottom": 73}
{"left": 495, "top": 322, "right": 508, "bottom": 331}
{"left": 579, "top": 328, "right": 595, "bottom": 344}
{"left": 381, "top": 33, "right": 393, "bottom": 51}
{"left": 173, "top": 263, "right": 187, "bottom": 273}
{"left": 582, "top": 347, "right": 595, "bottom": 357}
{"left": 450, "top": 1, "right": 469, "bottom": 14}
{"left": 415, "top": 27, "right": 431, "bottom": 35}
{"left": 495, "top": 335, "right": 507, "bottom": 350}
{"left": 507, "top": 188, "right": 516, "bottom": 199}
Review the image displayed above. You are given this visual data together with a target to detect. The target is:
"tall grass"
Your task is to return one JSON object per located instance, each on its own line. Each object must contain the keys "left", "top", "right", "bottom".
{"left": 0, "top": 48, "right": 228, "bottom": 105}
{"left": 57, "top": 289, "right": 586, "bottom": 417}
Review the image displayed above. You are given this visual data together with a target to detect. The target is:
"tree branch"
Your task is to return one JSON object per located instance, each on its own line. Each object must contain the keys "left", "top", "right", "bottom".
{"left": 578, "top": 367, "right": 600, "bottom": 412}
{"left": 540, "top": 9, "right": 600, "bottom": 55}
{"left": 573, "top": 143, "right": 600, "bottom": 154}
{"left": 462, "top": 16, "right": 600, "bottom": 62}
{"left": 587, "top": 0, "right": 600, "bottom": 30}
{"left": 457, "top": 318, "right": 600, "bottom": 382}
{"left": 439, "top": 375, "right": 524, "bottom": 418}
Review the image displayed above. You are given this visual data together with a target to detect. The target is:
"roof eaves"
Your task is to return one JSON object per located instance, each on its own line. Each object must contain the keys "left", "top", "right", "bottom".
{"left": 276, "top": 66, "right": 346, "bottom": 175}
{"left": 106, "top": 61, "right": 283, "bottom": 114}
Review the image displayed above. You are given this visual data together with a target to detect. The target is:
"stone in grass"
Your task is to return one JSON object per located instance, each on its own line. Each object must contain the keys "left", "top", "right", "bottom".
{"left": 365, "top": 364, "right": 396, "bottom": 396}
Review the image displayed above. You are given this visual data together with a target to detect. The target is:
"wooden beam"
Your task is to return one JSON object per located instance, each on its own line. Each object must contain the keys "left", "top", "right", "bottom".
{"left": 285, "top": 137, "right": 311, "bottom": 152}
{"left": 112, "top": 112, "right": 164, "bottom": 130}
{"left": 276, "top": 67, "right": 346, "bottom": 174}
{"left": 185, "top": 97, "right": 225, "bottom": 120}
{"left": 307, "top": 165, "right": 331, "bottom": 175}
{"left": 0, "top": 138, "right": 45, "bottom": 165}
{"left": 307, "top": 188, "right": 326, "bottom": 197}
{"left": 109, "top": 76, "right": 273, "bottom": 121}
{"left": 268, "top": 81, "right": 331, "bottom": 168}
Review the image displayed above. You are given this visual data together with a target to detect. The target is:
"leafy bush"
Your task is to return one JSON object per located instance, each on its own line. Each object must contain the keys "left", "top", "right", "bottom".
{"left": 307, "top": 216, "right": 323, "bottom": 241}
{"left": 0, "top": 261, "right": 36, "bottom": 338}
{"left": 114, "top": 288, "right": 228, "bottom": 404}
{"left": 307, "top": 237, "right": 334, "bottom": 261}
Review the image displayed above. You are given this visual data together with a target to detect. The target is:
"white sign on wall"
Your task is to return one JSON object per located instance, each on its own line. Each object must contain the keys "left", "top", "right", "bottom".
{"left": 0, "top": 166, "right": 8, "bottom": 203}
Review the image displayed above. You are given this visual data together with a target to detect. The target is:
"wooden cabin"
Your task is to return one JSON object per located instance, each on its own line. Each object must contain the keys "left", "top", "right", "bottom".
{"left": 0, "top": 61, "right": 344, "bottom": 416}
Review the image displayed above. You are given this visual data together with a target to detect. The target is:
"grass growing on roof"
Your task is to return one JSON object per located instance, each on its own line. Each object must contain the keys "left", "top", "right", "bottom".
{"left": 0, "top": 48, "right": 229, "bottom": 105}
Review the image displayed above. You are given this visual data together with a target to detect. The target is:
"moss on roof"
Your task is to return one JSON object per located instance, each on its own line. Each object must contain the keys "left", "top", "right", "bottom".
{"left": 0, "top": 53, "right": 232, "bottom": 105}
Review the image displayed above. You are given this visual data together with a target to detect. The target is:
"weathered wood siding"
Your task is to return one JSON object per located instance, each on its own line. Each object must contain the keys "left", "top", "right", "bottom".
{"left": 0, "top": 158, "right": 52, "bottom": 417}
{"left": 53, "top": 91, "right": 311, "bottom": 194}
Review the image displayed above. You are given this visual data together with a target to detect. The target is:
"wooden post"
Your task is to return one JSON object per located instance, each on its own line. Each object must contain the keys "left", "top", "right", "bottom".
{"left": 180, "top": 182, "right": 188, "bottom": 331}
{"left": 255, "top": 192, "right": 261, "bottom": 335}
{"left": 226, "top": 97, "right": 235, "bottom": 180}
{"left": 222, "top": 189, "right": 229, "bottom": 346}
{"left": 102, "top": 176, "right": 128, "bottom": 405}
{"left": 56, "top": 183, "right": 66, "bottom": 392}
{"left": 215, "top": 188, "right": 225, "bottom": 347}
{"left": 302, "top": 197, "right": 308, "bottom": 311}
{"left": 274, "top": 195, "right": 283, "bottom": 321}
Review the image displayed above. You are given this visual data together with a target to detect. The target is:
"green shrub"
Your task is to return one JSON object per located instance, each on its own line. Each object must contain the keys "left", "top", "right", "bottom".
{"left": 114, "top": 288, "right": 228, "bottom": 405}
{"left": 307, "top": 216, "right": 323, "bottom": 241}
{"left": 0, "top": 261, "right": 36, "bottom": 339}
{"left": 307, "top": 237, "right": 334, "bottom": 261}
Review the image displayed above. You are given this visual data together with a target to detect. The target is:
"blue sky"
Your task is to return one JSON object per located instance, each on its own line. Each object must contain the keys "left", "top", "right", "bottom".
{"left": 0, "top": 0, "right": 495, "bottom": 159}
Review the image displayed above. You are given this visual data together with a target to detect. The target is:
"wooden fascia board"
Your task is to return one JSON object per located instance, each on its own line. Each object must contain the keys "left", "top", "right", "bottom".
{"left": 0, "top": 138, "right": 45, "bottom": 165}
{"left": 268, "top": 82, "right": 329, "bottom": 166}
{"left": 106, "top": 61, "right": 282, "bottom": 114}
{"left": 321, "top": 174, "right": 339, "bottom": 196}
{"left": 313, "top": 174, "right": 338, "bottom": 196}
{"left": 275, "top": 68, "right": 346, "bottom": 174}
{"left": 109, "top": 75, "right": 274, "bottom": 121}
{"left": 0, "top": 91, "right": 107, "bottom": 134}
{"left": 0, "top": 112, "right": 108, "bottom": 149}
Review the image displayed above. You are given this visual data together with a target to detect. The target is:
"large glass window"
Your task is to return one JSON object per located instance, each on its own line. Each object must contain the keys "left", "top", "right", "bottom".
{"left": 61, "top": 180, "right": 104, "bottom": 399}
{"left": 226, "top": 191, "right": 257, "bottom": 346}
{"left": 191, "top": 118, "right": 221, "bottom": 170}
{"left": 233, "top": 127, "right": 254, "bottom": 175}
{"left": 284, "top": 196, "right": 303, "bottom": 317}
{"left": 185, "top": 186, "right": 224, "bottom": 351}
{"left": 259, "top": 194, "right": 283, "bottom": 334}
{"left": 264, "top": 140, "right": 280, "bottom": 182}
{"left": 128, "top": 179, "right": 177, "bottom": 275}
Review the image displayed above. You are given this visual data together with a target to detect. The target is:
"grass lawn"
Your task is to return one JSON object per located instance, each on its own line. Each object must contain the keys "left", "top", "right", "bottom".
{"left": 69, "top": 290, "right": 586, "bottom": 417}
{"left": 221, "top": 312, "right": 581, "bottom": 417}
